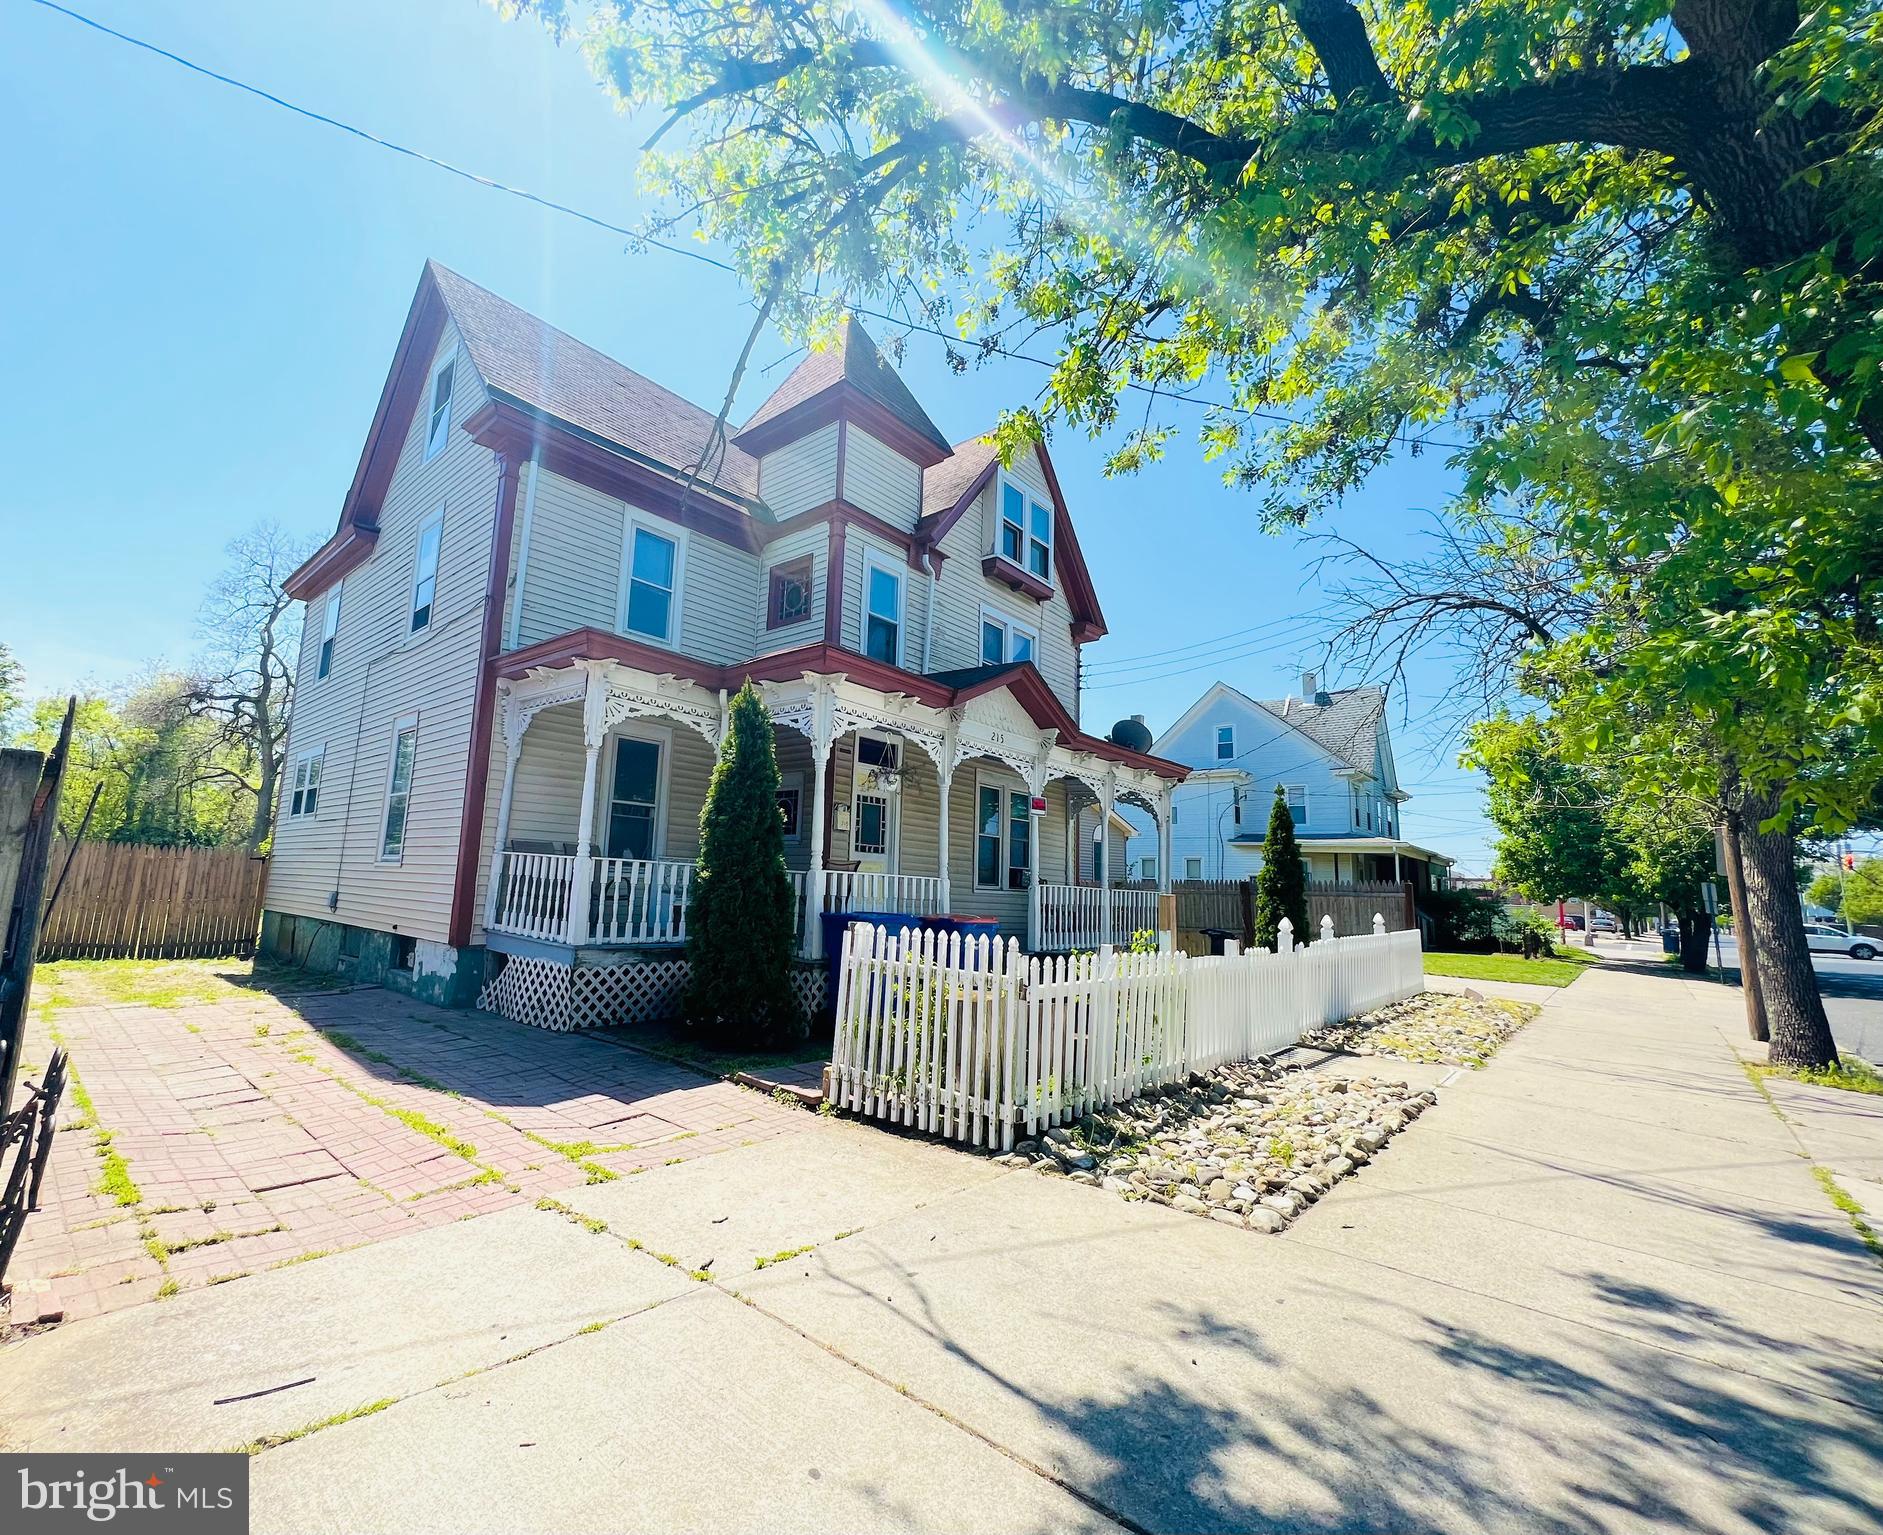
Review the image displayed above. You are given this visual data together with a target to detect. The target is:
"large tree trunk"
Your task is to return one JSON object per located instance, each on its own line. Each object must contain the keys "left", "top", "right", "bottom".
{"left": 1736, "top": 799, "right": 1838, "bottom": 1069}
{"left": 1677, "top": 907, "right": 1712, "bottom": 974}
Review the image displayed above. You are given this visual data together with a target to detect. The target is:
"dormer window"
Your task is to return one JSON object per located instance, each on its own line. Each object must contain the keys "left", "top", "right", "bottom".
{"left": 1000, "top": 483, "right": 1026, "bottom": 564}
{"left": 988, "top": 474, "right": 1055, "bottom": 598}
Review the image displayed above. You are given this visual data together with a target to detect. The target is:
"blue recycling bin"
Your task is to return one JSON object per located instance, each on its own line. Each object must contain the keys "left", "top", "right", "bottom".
{"left": 822, "top": 911, "right": 917, "bottom": 1003}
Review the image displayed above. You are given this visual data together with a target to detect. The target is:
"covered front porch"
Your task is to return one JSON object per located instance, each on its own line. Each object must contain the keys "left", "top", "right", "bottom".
{"left": 480, "top": 650, "right": 1181, "bottom": 962}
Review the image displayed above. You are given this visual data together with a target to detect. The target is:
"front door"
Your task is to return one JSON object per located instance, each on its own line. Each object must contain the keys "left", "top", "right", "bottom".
{"left": 851, "top": 732, "right": 900, "bottom": 876}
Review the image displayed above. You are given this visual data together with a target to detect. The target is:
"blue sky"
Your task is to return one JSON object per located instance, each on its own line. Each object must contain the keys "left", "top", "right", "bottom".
{"left": 2, "top": 0, "right": 1497, "bottom": 871}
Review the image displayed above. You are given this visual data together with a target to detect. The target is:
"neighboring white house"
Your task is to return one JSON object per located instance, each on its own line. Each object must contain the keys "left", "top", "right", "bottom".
{"left": 1123, "top": 674, "right": 1453, "bottom": 891}
{"left": 263, "top": 262, "right": 1185, "bottom": 1027}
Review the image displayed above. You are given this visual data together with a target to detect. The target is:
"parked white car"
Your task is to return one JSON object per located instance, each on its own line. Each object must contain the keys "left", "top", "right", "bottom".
{"left": 1803, "top": 923, "right": 1879, "bottom": 961}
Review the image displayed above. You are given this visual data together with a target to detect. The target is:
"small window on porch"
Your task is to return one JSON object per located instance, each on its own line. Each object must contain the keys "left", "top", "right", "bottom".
{"left": 606, "top": 738, "right": 661, "bottom": 859}
{"left": 777, "top": 773, "right": 804, "bottom": 842}
{"left": 854, "top": 797, "right": 888, "bottom": 857}
{"left": 1007, "top": 790, "right": 1030, "bottom": 890}
{"left": 975, "top": 785, "right": 1003, "bottom": 889}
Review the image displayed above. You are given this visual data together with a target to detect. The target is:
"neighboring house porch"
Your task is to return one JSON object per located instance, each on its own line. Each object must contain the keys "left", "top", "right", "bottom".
{"left": 479, "top": 635, "right": 1179, "bottom": 973}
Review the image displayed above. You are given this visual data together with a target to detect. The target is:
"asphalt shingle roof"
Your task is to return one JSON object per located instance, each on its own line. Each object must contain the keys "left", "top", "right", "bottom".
{"left": 739, "top": 315, "right": 950, "bottom": 453}
{"left": 1257, "top": 686, "right": 1385, "bottom": 774}
{"left": 429, "top": 261, "right": 760, "bottom": 500}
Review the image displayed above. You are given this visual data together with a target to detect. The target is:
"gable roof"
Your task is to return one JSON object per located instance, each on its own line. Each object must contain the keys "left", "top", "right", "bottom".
{"left": 736, "top": 316, "right": 950, "bottom": 459}
{"left": 1153, "top": 680, "right": 1385, "bottom": 778}
{"left": 916, "top": 438, "right": 1108, "bottom": 642}
{"left": 430, "top": 263, "right": 758, "bottom": 499}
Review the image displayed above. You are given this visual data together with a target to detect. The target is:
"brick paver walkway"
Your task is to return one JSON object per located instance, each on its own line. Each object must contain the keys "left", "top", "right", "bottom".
{"left": 10, "top": 986, "right": 809, "bottom": 1326}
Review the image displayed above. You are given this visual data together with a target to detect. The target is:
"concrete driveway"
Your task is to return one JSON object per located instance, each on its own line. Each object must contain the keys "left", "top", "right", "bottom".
{"left": 5, "top": 964, "right": 1879, "bottom": 1534}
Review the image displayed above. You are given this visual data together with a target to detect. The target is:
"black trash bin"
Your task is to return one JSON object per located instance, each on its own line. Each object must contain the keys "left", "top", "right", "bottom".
{"left": 822, "top": 910, "right": 917, "bottom": 1001}
{"left": 1201, "top": 926, "right": 1239, "bottom": 955}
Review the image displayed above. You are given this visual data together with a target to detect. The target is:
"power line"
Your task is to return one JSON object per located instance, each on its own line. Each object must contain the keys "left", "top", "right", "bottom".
{"left": 25, "top": 0, "right": 1477, "bottom": 449}
{"left": 1084, "top": 610, "right": 1317, "bottom": 672}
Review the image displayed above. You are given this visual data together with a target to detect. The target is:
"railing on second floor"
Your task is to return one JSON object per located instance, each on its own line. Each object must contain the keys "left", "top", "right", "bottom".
{"left": 821, "top": 871, "right": 947, "bottom": 917}
{"left": 1037, "top": 883, "right": 1161, "bottom": 952}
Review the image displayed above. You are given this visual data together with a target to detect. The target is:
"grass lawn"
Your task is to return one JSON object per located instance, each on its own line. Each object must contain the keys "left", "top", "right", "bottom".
{"left": 1422, "top": 949, "right": 1602, "bottom": 987}
{"left": 32, "top": 956, "right": 352, "bottom": 1018}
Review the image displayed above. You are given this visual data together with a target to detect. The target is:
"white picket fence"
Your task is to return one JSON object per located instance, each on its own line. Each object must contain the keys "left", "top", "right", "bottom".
{"left": 828, "top": 915, "right": 1424, "bottom": 1151}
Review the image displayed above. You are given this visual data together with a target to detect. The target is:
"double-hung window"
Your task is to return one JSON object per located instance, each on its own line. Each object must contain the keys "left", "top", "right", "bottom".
{"left": 996, "top": 476, "right": 1053, "bottom": 583}
{"left": 623, "top": 523, "right": 679, "bottom": 644}
{"left": 605, "top": 737, "right": 661, "bottom": 860}
{"left": 424, "top": 352, "right": 456, "bottom": 461}
{"left": 1215, "top": 725, "right": 1235, "bottom": 762}
{"left": 410, "top": 509, "right": 443, "bottom": 633}
{"left": 288, "top": 749, "right": 323, "bottom": 818}
{"left": 316, "top": 585, "right": 342, "bottom": 679}
{"left": 379, "top": 715, "right": 419, "bottom": 862}
{"left": 999, "top": 483, "right": 1026, "bottom": 565}
{"left": 1284, "top": 785, "right": 1307, "bottom": 827}
{"left": 864, "top": 556, "right": 902, "bottom": 665}
{"left": 979, "top": 608, "right": 1037, "bottom": 666}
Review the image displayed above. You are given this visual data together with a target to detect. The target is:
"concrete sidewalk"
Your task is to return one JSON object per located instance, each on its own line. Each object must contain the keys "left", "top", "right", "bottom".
{"left": 6, "top": 964, "right": 1880, "bottom": 1533}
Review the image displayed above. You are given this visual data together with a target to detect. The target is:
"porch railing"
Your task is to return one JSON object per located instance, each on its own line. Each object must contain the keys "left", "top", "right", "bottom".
{"left": 591, "top": 857, "right": 694, "bottom": 945}
{"left": 1038, "top": 883, "right": 1161, "bottom": 952}
{"left": 492, "top": 852, "right": 812, "bottom": 947}
{"left": 821, "top": 871, "right": 947, "bottom": 916}
{"left": 491, "top": 851, "right": 575, "bottom": 942}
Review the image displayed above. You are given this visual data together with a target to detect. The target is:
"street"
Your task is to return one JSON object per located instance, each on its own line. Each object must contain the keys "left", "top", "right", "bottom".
{"left": 1697, "top": 935, "right": 1883, "bottom": 1062}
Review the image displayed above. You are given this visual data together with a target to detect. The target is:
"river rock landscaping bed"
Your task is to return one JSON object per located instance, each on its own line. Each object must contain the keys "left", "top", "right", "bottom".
{"left": 1300, "top": 990, "right": 1535, "bottom": 1068}
{"left": 998, "top": 1058, "right": 1436, "bottom": 1233}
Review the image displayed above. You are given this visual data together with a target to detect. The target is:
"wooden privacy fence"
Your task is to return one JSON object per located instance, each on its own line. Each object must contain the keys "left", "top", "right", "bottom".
{"left": 1309, "top": 880, "right": 1417, "bottom": 937}
{"left": 828, "top": 915, "right": 1425, "bottom": 1150}
{"left": 37, "top": 841, "right": 269, "bottom": 961}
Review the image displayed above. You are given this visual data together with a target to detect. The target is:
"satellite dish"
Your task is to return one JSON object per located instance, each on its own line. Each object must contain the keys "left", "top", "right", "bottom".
{"left": 1108, "top": 717, "right": 1154, "bottom": 754}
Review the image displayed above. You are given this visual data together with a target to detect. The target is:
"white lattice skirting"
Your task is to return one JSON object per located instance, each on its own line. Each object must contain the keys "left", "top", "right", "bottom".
{"left": 479, "top": 953, "right": 830, "bottom": 1033}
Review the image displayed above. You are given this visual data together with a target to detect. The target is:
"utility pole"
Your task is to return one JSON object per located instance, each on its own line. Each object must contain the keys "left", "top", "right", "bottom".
{"left": 1719, "top": 815, "right": 1768, "bottom": 1043}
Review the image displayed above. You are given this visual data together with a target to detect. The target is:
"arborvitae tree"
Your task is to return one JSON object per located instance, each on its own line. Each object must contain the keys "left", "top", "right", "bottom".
{"left": 684, "top": 682, "right": 804, "bottom": 1047}
{"left": 1253, "top": 784, "right": 1310, "bottom": 952}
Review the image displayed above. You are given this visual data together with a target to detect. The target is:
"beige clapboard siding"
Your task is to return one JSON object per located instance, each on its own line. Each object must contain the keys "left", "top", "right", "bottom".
{"left": 510, "top": 466, "right": 761, "bottom": 664}
{"left": 757, "top": 423, "right": 839, "bottom": 518}
{"left": 511, "top": 470, "right": 622, "bottom": 646}
{"left": 840, "top": 529, "right": 928, "bottom": 667}
{"left": 678, "top": 532, "right": 761, "bottom": 664}
{"left": 267, "top": 319, "right": 498, "bottom": 942}
{"left": 843, "top": 427, "right": 921, "bottom": 527}
{"left": 756, "top": 524, "right": 828, "bottom": 652}
{"left": 928, "top": 446, "right": 1078, "bottom": 710}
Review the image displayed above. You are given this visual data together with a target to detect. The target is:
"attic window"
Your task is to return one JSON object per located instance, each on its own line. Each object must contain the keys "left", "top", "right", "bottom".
{"left": 424, "top": 351, "right": 457, "bottom": 461}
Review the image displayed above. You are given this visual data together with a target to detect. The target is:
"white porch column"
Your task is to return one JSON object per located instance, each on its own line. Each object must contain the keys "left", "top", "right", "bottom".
{"left": 483, "top": 687, "right": 528, "bottom": 931}
{"left": 1024, "top": 767, "right": 1047, "bottom": 953}
{"left": 936, "top": 759, "right": 954, "bottom": 915}
{"left": 805, "top": 681, "right": 835, "bottom": 958}
{"left": 1155, "top": 787, "right": 1175, "bottom": 954}
{"left": 570, "top": 664, "right": 607, "bottom": 945}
